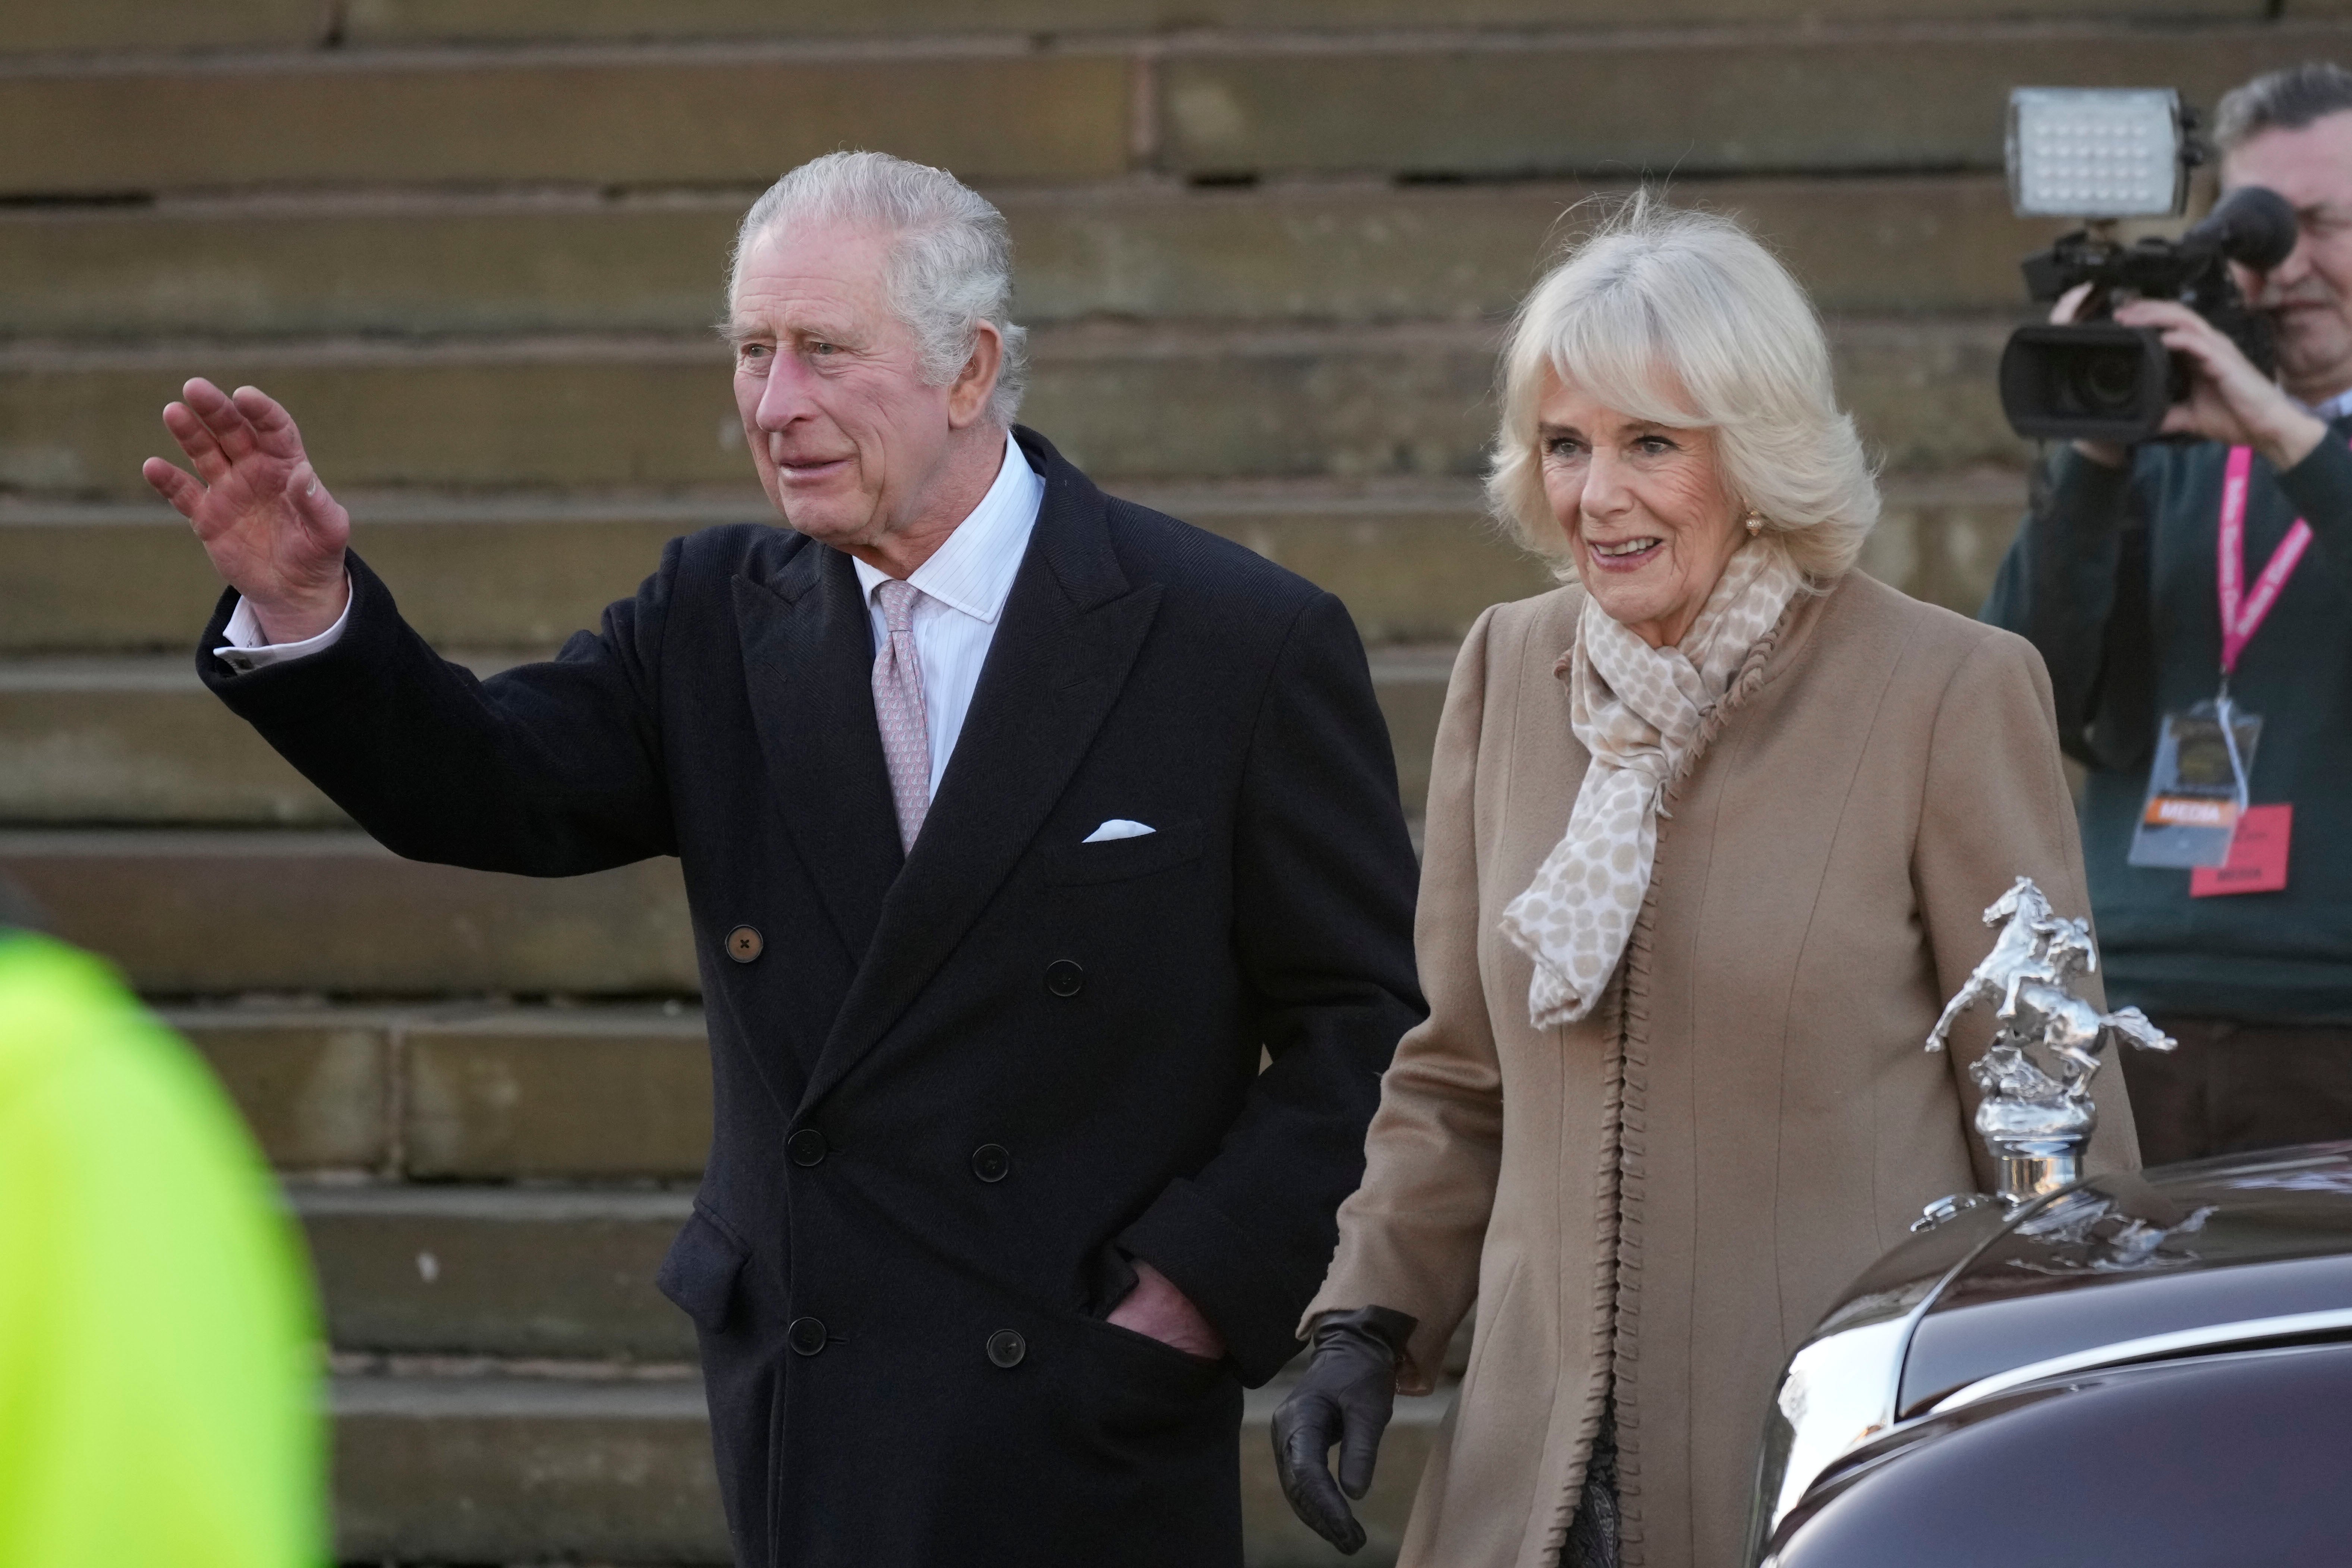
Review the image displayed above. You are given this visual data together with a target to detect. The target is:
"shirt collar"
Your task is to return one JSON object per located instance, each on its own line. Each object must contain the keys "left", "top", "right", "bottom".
{"left": 850, "top": 433, "right": 1044, "bottom": 623}
{"left": 2307, "top": 385, "right": 2352, "bottom": 425}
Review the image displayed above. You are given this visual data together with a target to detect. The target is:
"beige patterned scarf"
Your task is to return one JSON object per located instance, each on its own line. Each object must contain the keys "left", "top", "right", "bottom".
{"left": 1501, "top": 541, "right": 1803, "bottom": 1028}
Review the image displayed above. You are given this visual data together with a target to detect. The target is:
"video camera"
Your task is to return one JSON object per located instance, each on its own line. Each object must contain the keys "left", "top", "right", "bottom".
{"left": 1997, "top": 88, "right": 2299, "bottom": 445}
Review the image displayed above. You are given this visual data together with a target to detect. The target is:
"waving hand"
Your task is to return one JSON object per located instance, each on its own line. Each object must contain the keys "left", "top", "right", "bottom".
{"left": 143, "top": 379, "right": 352, "bottom": 643}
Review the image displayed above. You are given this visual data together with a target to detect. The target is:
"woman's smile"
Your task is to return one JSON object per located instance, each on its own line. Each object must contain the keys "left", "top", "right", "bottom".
{"left": 1586, "top": 535, "right": 1665, "bottom": 569}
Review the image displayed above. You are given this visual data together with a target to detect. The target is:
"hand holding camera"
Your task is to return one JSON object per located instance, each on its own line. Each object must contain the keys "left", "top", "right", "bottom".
{"left": 1999, "top": 88, "right": 2327, "bottom": 472}
{"left": 2052, "top": 284, "right": 2329, "bottom": 470}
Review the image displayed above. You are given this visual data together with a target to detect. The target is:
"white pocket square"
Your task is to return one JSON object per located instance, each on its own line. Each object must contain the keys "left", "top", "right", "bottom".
{"left": 1082, "top": 819, "right": 1155, "bottom": 843}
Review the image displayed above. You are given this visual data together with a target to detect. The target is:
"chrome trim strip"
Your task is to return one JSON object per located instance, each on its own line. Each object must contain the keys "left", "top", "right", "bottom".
{"left": 1927, "top": 1307, "right": 2352, "bottom": 1414}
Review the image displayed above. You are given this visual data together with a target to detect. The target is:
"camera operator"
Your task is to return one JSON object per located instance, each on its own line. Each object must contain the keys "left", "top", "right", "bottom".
{"left": 1986, "top": 61, "right": 2352, "bottom": 1165}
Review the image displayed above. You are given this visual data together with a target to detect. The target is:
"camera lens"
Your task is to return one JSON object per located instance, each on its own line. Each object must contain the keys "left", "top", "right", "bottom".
{"left": 2065, "top": 344, "right": 2145, "bottom": 415}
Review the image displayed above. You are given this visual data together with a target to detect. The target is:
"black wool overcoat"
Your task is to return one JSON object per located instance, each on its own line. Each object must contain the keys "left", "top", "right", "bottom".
{"left": 200, "top": 428, "right": 1426, "bottom": 1568}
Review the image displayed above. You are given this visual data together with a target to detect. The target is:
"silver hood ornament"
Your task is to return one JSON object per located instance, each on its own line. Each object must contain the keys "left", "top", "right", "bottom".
{"left": 1926, "top": 876, "right": 2176, "bottom": 1207}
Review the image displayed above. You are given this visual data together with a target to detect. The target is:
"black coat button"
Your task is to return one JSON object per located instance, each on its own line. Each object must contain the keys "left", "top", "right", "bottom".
{"left": 788, "top": 1128, "right": 827, "bottom": 1167}
{"left": 1044, "top": 958, "right": 1084, "bottom": 998}
{"left": 727, "top": 926, "right": 764, "bottom": 963}
{"left": 986, "top": 1329, "right": 1026, "bottom": 1369}
{"left": 787, "top": 1316, "right": 827, "bottom": 1356}
{"left": 972, "top": 1143, "right": 1010, "bottom": 1183}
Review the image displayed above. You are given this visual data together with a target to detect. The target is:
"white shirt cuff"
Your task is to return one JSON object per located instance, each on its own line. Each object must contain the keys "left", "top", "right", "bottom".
{"left": 212, "top": 576, "right": 353, "bottom": 673}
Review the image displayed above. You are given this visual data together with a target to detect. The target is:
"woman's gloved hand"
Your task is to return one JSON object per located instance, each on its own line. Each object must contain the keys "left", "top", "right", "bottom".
{"left": 1270, "top": 1305, "right": 1418, "bottom": 1555}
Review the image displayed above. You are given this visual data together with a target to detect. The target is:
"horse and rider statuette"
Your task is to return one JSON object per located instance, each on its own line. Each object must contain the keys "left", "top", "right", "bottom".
{"left": 1925, "top": 876, "right": 2176, "bottom": 1208}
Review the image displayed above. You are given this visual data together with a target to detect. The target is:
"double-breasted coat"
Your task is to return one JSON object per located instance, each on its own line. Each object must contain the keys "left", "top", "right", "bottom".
{"left": 201, "top": 428, "right": 1425, "bottom": 1568}
{"left": 1306, "top": 571, "right": 2138, "bottom": 1568}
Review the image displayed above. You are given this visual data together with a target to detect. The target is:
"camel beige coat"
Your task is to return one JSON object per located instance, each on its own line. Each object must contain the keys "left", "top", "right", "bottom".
{"left": 1306, "top": 572, "right": 2137, "bottom": 1568}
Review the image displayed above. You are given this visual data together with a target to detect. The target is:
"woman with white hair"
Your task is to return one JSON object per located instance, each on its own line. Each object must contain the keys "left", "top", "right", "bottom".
{"left": 1271, "top": 199, "right": 2138, "bottom": 1568}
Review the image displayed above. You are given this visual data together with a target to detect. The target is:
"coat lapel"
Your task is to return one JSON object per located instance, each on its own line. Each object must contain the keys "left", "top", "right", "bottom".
{"left": 798, "top": 437, "right": 1162, "bottom": 1114}
{"left": 734, "top": 539, "right": 904, "bottom": 968}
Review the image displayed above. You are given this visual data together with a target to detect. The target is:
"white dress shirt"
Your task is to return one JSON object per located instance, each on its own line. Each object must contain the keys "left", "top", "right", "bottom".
{"left": 214, "top": 434, "right": 1046, "bottom": 802}
{"left": 849, "top": 435, "right": 1043, "bottom": 798}
{"left": 213, "top": 580, "right": 353, "bottom": 672}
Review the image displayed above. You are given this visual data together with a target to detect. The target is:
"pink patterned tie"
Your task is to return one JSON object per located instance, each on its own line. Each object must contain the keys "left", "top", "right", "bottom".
{"left": 870, "top": 578, "right": 931, "bottom": 854}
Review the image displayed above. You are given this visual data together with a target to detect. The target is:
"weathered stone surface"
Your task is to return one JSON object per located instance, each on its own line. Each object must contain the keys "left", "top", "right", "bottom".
{"left": 0, "top": 201, "right": 741, "bottom": 341}
{"left": 3, "top": 341, "right": 742, "bottom": 495}
{"left": 299, "top": 1186, "right": 696, "bottom": 1358}
{"left": 0, "top": 661, "right": 346, "bottom": 824}
{"left": 0, "top": 55, "right": 1127, "bottom": 195}
{"left": 330, "top": 1369, "right": 1445, "bottom": 1567}
{"left": 1161, "top": 25, "right": 2349, "bottom": 177}
{"left": 150, "top": 1000, "right": 715, "bottom": 1177}
{"left": 333, "top": 1374, "right": 732, "bottom": 1564}
{"left": 1, "top": 465, "right": 2013, "bottom": 658}
{"left": 0, "top": 487, "right": 1549, "bottom": 652}
{"left": 405, "top": 1007, "right": 712, "bottom": 1179}
{"left": 0, "top": 508, "right": 232, "bottom": 652}
{"left": 0, "top": 176, "right": 2055, "bottom": 341}
{"left": 0, "top": 643, "right": 1456, "bottom": 820}
{"left": 166, "top": 1006, "right": 394, "bottom": 1168}
{"left": 0, "top": 318, "right": 2037, "bottom": 496}
{"left": 1011, "top": 175, "right": 2057, "bottom": 321}
{"left": 3, "top": 0, "right": 318, "bottom": 54}
{"left": 1172, "top": 487, "right": 1557, "bottom": 643}
{"left": 334, "top": 0, "right": 2261, "bottom": 44}
{"left": 0, "top": 499, "right": 713, "bottom": 652}
{"left": 0, "top": 830, "right": 698, "bottom": 995}
{"left": 1858, "top": 467, "right": 2034, "bottom": 620}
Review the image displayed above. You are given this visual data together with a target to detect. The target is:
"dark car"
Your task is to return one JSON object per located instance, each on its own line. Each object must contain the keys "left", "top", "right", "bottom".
{"left": 1748, "top": 1143, "right": 2352, "bottom": 1568}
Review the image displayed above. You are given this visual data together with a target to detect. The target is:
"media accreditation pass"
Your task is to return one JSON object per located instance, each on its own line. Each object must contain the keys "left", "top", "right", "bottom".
{"left": 2129, "top": 441, "right": 2308, "bottom": 895}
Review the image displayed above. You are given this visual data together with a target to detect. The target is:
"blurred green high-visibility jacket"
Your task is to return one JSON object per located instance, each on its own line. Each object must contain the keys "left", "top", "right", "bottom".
{"left": 0, "top": 930, "right": 324, "bottom": 1567}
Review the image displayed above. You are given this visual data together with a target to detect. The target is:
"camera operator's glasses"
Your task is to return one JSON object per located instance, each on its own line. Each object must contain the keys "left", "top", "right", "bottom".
{"left": 2008, "top": 88, "right": 2188, "bottom": 220}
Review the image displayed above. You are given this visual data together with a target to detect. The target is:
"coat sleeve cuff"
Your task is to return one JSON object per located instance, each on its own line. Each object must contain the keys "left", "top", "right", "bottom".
{"left": 1117, "top": 1179, "right": 1305, "bottom": 1386}
{"left": 197, "top": 551, "right": 402, "bottom": 724}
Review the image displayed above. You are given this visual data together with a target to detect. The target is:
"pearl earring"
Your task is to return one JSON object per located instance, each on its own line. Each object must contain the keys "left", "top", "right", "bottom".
{"left": 1744, "top": 512, "right": 1764, "bottom": 537}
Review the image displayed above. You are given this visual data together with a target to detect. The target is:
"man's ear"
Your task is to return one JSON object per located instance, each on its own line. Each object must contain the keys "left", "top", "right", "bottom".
{"left": 945, "top": 323, "right": 1004, "bottom": 429}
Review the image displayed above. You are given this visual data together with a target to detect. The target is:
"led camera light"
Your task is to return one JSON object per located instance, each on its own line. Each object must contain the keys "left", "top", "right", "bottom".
{"left": 2008, "top": 88, "right": 2187, "bottom": 219}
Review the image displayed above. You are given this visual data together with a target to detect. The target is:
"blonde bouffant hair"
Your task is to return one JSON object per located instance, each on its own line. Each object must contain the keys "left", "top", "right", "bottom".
{"left": 1487, "top": 193, "right": 1878, "bottom": 583}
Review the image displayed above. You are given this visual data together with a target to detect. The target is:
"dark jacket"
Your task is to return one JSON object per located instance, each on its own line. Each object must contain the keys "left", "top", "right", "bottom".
{"left": 1983, "top": 430, "right": 2352, "bottom": 1024}
{"left": 199, "top": 428, "right": 1425, "bottom": 1568}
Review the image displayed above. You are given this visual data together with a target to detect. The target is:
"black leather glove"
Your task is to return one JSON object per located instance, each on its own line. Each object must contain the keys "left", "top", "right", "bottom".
{"left": 1270, "top": 1305, "right": 1418, "bottom": 1555}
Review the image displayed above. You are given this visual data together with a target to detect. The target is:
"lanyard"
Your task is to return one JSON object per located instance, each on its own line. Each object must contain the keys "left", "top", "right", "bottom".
{"left": 2217, "top": 444, "right": 2315, "bottom": 678}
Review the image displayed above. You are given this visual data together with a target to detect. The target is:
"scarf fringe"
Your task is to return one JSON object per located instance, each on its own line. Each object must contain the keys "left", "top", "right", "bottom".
{"left": 1666, "top": 608, "right": 1788, "bottom": 798}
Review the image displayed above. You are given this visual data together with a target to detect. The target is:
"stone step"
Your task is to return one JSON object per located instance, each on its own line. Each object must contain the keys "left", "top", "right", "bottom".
{"left": 1153, "top": 21, "right": 2338, "bottom": 180}
{"left": 2, "top": 317, "right": 2028, "bottom": 496}
{"left": 0, "top": 51, "right": 1127, "bottom": 195}
{"left": 0, "top": 643, "right": 1458, "bottom": 824}
{"left": 4, "top": 22, "right": 2326, "bottom": 192}
{"left": 297, "top": 1185, "right": 697, "bottom": 1359}
{"left": 0, "top": 467, "right": 2020, "bottom": 658}
{"left": 0, "top": 469, "right": 2019, "bottom": 659}
{"left": 333, "top": 1372, "right": 733, "bottom": 1565}
{"left": 0, "top": 829, "right": 698, "bottom": 996}
{"left": 0, "top": 176, "right": 2062, "bottom": 340}
{"left": 5, "top": 0, "right": 2263, "bottom": 56}
{"left": 165, "top": 1001, "right": 712, "bottom": 1177}
{"left": 0, "top": 638, "right": 1435, "bottom": 987}
{"left": 332, "top": 1367, "right": 1450, "bottom": 1567}
{"left": 0, "top": 482, "right": 1552, "bottom": 653}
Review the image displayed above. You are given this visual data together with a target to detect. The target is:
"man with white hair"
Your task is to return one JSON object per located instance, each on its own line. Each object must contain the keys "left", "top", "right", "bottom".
{"left": 146, "top": 151, "right": 1423, "bottom": 1567}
